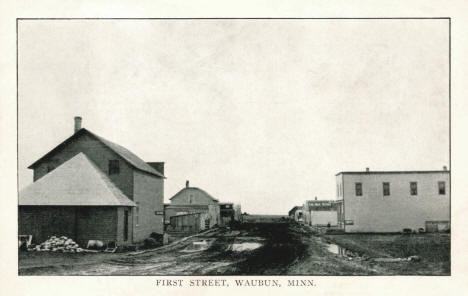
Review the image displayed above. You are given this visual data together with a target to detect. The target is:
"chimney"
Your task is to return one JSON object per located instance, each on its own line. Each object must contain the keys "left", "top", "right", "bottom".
{"left": 366, "top": 167, "right": 370, "bottom": 172}
{"left": 186, "top": 180, "right": 189, "bottom": 188}
{"left": 443, "top": 166, "right": 447, "bottom": 171}
{"left": 315, "top": 197, "right": 317, "bottom": 200}
{"left": 74, "top": 116, "right": 82, "bottom": 133}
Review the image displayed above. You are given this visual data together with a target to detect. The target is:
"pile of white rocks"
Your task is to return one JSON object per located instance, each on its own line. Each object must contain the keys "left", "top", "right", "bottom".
{"left": 33, "top": 236, "right": 84, "bottom": 253}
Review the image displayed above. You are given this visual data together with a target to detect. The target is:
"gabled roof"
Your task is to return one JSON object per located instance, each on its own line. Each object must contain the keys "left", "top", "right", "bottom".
{"left": 28, "top": 128, "right": 165, "bottom": 178}
{"left": 20, "top": 153, "right": 136, "bottom": 207}
{"left": 169, "top": 187, "right": 219, "bottom": 202}
{"left": 289, "top": 206, "right": 303, "bottom": 212}
{"left": 288, "top": 206, "right": 303, "bottom": 216}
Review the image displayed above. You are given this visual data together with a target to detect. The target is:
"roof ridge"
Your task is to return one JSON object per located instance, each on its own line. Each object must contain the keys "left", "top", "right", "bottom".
{"left": 85, "top": 129, "right": 165, "bottom": 178}
{"left": 28, "top": 128, "right": 165, "bottom": 178}
{"left": 169, "top": 187, "right": 219, "bottom": 202}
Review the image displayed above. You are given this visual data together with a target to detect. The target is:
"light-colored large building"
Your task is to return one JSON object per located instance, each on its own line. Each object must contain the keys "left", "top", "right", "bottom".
{"left": 336, "top": 168, "right": 450, "bottom": 233}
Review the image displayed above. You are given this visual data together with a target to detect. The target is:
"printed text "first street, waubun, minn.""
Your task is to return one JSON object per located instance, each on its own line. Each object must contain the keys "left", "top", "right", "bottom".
{"left": 155, "top": 279, "right": 316, "bottom": 287}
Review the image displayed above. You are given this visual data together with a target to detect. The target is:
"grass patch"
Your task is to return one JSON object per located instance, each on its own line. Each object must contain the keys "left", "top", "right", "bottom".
{"left": 323, "top": 233, "right": 450, "bottom": 275}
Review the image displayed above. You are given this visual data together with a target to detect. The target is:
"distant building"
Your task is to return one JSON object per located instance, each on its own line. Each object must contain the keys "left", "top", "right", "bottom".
{"left": 164, "top": 180, "right": 221, "bottom": 230}
{"left": 336, "top": 168, "right": 450, "bottom": 232}
{"left": 288, "top": 206, "right": 303, "bottom": 223}
{"left": 234, "top": 204, "right": 242, "bottom": 222}
{"left": 288, "top": 206, "right": 300, "bottom": 218}
{"left": 220, "top": 203, "right": 235, "bottom": 226}
{"left": 242, "top": 215, "right": 288, "bottom": 223}
{"left": 302, "top": 199, "right": 343, "bottom": 227}
{"left": 19, "top": 117, "right": 165, "bottom": 246}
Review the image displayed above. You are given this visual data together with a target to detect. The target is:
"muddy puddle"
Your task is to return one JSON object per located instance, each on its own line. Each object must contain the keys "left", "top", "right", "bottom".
{"left": 230, "top": 242, "right": 262, "bottom": 252}
{"left": 326, "top": 243, "right": 347, "bottom": 256}
{"left": 180, "top": 239, "right": 213, "bottom": 253}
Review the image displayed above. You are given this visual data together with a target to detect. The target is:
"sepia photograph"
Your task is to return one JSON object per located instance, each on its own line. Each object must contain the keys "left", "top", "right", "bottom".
{"left": 17, "top": 18, "right": 450, "bottom": 276}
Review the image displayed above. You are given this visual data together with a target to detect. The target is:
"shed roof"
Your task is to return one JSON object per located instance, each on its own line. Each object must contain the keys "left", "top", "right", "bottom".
{"left": 28, "top": 128, "right": 165, "bottom": 178}
{"left": 20, "top": 153, "right": 136, "bottom": 207}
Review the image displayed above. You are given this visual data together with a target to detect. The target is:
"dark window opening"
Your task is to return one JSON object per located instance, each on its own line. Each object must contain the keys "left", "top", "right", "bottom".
{"left": 124, "top": 210, "right": 129, "bottom": 241}
{"left": 135, "top": 202, "right": 140, "bottom": 225}
{"left": 355, "top": 183, "right": 362, "bottom": 196}
{"left": 438, "top": 181, "right": 446, "bottom": 195}
{"left": 108, "top": 159, "right": 120, "bottom": 175}
{"left": 383, "top": 182, "right": 390, "bottom": 196}
{"left": 410, "top": 182, "right": 418, "bottom": 196}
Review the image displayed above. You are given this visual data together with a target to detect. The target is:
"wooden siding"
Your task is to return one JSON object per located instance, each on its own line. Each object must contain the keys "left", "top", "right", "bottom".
{"left": 116, "top": 207, "right": 134, "bottom": 245}
{"left": 342, "top": 172, "right": 450, "bottom": 232}
{"left": 169, "top": 213, "right": 202, "bottom": 233}
{"left": 18, "top": 206, "right": 120, "bottom": 247}
{"left": 164, "top": 204, "right": 220, "bottom": 228}
{"left": 132, "top": 170, "right": 164, "bottom": 242}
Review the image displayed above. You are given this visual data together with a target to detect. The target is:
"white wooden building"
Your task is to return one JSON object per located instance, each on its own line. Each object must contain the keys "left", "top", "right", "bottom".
{"left": 335, "top": 168, "right": 450, "bottom": 233}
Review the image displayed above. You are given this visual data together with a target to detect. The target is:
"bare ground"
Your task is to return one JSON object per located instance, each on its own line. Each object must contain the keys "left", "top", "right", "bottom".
{"left": 18, "top": 222, "right": 450, "bottom": 275}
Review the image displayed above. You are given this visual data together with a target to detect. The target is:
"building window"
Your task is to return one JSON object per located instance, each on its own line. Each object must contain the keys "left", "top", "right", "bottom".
{"left": 410, "top": 182, "right": 418, "bottom": 196}
{"left": 108, "top": 159, "right": 120, "bottom": 175}
{"left": 383, "top": 182, "right": 390, "bottom": 196}
{"left": 337, "top": 184, "right": 339, "bottom": 197}
{"left": 438, "top": 181, "right": 446, "bottom": 195}
{"left": 355, "top": 183, "right": 362, "bottom": 196}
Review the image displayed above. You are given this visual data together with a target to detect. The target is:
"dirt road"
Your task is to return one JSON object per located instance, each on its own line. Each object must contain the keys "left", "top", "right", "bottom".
{"left": 19, "top": 223, "right": 302, "bottom": 275}
{"left": 19, "top": 222, "right": 449, "bottom": 275}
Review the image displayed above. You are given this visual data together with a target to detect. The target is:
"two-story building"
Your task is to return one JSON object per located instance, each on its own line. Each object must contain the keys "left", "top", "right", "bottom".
{"left": 164, "top": 180, "right": 221, "bottom": 230}
{"left": 336, "top": 168, "right": 450, "bottom": 232}
{"left": 19, "top": 117, "right": 165, "bottom": 246}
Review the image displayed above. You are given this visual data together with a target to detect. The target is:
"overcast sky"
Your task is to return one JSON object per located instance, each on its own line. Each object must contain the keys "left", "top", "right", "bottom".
{"left": 18, "top": 19, "right": 449, "bottom": 215}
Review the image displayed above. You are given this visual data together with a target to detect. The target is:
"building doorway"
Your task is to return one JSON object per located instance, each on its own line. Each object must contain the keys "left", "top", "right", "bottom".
{"left": 124, "top": 210, "right": 129, "bottom": 241}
